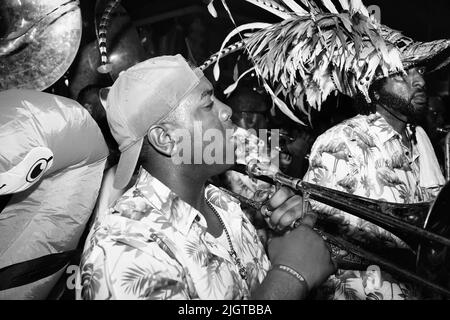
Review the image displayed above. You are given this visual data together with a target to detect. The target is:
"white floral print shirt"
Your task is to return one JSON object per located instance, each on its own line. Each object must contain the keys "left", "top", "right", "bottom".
{"left": 304, "top": 112, "right": 442, "bottom": 300}
{"left": 304, "top": 112, "right": 441, "bottom": 248}
{"left": 77, "top": 168, "right": 270, "bottom": 300}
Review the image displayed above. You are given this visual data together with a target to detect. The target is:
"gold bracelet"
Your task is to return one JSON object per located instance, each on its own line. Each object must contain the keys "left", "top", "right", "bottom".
{"left": 270, "top": 264, "right": 309, "bottom": 292}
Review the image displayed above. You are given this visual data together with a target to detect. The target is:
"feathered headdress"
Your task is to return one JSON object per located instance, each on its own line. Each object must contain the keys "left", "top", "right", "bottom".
{"left": 200, "top": 0, "right": 450, "bottom": 124}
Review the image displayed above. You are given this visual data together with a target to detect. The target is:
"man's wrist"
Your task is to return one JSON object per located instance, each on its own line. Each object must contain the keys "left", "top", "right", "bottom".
{"left": 269, "top": 264, "right": 310, "bottom": 298}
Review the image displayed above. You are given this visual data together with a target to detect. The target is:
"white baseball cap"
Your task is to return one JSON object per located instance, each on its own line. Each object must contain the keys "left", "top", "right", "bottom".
{"left": 105, "top": 54, "right": 204, "bottom": 189}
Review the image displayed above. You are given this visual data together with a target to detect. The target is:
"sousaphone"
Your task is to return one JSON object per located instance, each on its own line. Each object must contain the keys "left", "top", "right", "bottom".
{"left": 0, "top": 0, "right": 82, "bottom": 91}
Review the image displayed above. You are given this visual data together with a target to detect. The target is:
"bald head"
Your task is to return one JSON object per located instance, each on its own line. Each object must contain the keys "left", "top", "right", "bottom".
{"left": 227, "top": 87, "right": 270, "bottom": 131}
{"left": 227, "top": 87, "right": 269, "bottom": 113}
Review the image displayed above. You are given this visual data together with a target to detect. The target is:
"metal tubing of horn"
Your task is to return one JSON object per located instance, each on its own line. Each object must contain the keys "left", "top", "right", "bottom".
{"left": 445, "top": 131, "right": 450, "bottom": 182}
{"left": 321, "top": 229, "right": 450, "bottom": 297}
{"left": 216, "top": 185, "right": 450, "bottom": 297}
{"left": 298, "top": 179, "right": 450, "bottom": 247}
{"left": 241, "top": 163, "right": 450, "bottom": 248}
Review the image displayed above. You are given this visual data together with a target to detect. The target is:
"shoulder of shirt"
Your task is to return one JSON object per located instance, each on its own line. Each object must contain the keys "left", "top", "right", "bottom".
{"left": 311, "top": 114, "right": 367, "bottom": 148}
{"left": 108, "top": 183, "right": 161, "bottom": 218}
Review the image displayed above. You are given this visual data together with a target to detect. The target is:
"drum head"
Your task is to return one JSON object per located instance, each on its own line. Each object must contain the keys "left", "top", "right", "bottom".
{"left": 417, "top": 182, "right": 450, "bottom": 289}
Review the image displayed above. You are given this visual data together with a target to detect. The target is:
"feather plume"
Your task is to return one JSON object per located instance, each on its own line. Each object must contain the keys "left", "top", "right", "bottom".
{"left": 201, "top": 0, "right": 450, "bottom": 122}
{"left": 220, "top": 0, "right": 237, "bottom": 25}
{"left": 243, "top": 8, "right": 404, "bottom": 112}
{"left": 213, "top": 22, "right": 270, "bottom": 80}
{"left": 321, "top": 0, "right": 339, "bottom": 13}
{"left": 223, "top": 67, "right": 255, "bottom": 96}
{"left": 338, "top": 0, "right": 350, "bottom": 10}
{"left": 198, "top": 40, "right": 246, "bottom": 71}
{"left": 207, "top": 1, "right": 218, "bottom": 18}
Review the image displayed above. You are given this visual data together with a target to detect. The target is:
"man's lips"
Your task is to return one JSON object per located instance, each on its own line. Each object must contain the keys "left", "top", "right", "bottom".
{"left": 412, "top": 92, "right": 427, "bottom": 104}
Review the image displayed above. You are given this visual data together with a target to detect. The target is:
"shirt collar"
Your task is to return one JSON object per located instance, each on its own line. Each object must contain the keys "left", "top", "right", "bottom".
{"left": 363, "top": 113, "right": 420, "bottom": 161}
{"left": 132, "top": 167, "right": 200, "bottom": 235}
{"left": 366, "top": 112, "right": 402, "bottom": 144}
{"left": 133, "top": 167, "right": 240, "bottom": 236}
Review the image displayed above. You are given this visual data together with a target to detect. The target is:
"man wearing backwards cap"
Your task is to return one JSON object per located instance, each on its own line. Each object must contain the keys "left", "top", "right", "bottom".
{"left": 77, "top": 54, "right": 335, "bottom": 300}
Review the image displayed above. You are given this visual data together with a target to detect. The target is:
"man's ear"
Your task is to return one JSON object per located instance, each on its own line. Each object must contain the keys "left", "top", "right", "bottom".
{"left": 147, "top": 124, "right": 176, "bottom": 157}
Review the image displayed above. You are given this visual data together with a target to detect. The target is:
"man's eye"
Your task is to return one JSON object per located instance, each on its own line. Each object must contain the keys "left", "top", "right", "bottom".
{"left": 417, "top": 67, "right": 426, "bottom": 75}
{"left": 205, "top": 102, "right": 213, "bottom": 109}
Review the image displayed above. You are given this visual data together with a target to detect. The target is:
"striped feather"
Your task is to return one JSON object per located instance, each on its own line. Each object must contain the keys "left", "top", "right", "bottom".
{"left": 244, "top": 0, "right": 293, "bottom": 19}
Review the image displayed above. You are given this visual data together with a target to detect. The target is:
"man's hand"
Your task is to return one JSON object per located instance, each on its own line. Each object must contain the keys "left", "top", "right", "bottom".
{"left": 260, "top": 186, "right": 316, "bottom": 231}
{"left": 268, "top": 224, "right": 336, "bottom": 290}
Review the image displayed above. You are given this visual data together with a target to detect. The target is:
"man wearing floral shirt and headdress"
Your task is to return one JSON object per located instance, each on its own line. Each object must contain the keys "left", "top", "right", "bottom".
{"left": 203, "top": 0, "right": 450, "bottom": 300}
{"left": 304, "top": 65, "right": 447, "bottom": 299}
{"left": 76, "top": 54, "right": 335, "bottom": 300}
{"left": 300, "top": 17, "right": 450, "bottom": 302}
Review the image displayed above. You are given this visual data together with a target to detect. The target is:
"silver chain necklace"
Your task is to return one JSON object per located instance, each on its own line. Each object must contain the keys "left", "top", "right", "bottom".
{"left": 205, "top": 198, "right": 248, "bottom": 281}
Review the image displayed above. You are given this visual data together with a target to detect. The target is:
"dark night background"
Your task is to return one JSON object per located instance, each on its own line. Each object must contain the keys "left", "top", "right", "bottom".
{"left": 66, "top": 0, "right": 449, "bottom": 148}
{"left": 78, "top": 0, "right": 450, "bottom": 62}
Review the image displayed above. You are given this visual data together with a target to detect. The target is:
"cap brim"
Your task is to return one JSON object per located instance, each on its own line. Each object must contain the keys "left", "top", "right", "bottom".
{"left": 113, "top": 138, "right": 143, "bottom": 189}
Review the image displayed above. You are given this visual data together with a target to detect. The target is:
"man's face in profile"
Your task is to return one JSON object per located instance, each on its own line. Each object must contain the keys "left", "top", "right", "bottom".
{"left": 174, "top": 77, "right": 236, "bottom": 168}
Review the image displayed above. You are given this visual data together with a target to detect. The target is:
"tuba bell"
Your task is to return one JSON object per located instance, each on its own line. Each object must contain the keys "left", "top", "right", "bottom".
{"left": 0, "top": 0, "right": 82, "bottom": 91}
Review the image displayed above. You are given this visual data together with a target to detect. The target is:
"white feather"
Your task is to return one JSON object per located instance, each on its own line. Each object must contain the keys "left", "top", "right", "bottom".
{"left": 213, "top": 62, "right": 221, "bottom": 81}
{"left": 207, "top": 1, "right": 218, "bottom": 18}
{"left": 349, "top": 0, "right": 369, "bottom": 16}
{"left": 321, "top": 0, "right": 338, "bottom": 13}
{"left": 263, "top": 83, "right": 305, "bottom": 125}
{"left": 338, "top": 0, "right": 350, "bottom": 10}
{"left": 223, "top": 67, "right": 255, "bottom": 96}
{"left": 221, "top": 0, "right": 237, "bottom": 25}
{"left": 213, "top": 22, "right": 271, "bottom": 80}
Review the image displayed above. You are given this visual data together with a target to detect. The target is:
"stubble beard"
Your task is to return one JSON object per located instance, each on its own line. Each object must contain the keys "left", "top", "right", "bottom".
{"left": 377, "top": 90, "right": 424, "bottom": 125}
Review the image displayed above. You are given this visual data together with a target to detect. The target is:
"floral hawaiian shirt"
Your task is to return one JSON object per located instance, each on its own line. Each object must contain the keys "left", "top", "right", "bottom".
{"left": 77, "top": 168, "right": 270, "bottom": 300}
{"left": 222, "top": 170, "right": 276, "bottom": 247}
{"left": 303, "top": 112, "right": 443, "bottom": 300}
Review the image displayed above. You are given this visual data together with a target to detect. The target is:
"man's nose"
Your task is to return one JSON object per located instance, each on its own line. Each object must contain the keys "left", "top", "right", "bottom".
{"left": 410, "top": 69, "right": 426, "bottom": 89}
{"left": 217, "top": 100, "right": 233, "bottom": 122}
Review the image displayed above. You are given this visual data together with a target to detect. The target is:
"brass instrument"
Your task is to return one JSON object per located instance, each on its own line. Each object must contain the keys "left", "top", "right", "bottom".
{"left": 223, "top": 160, "right": 450, "bottom": 297}
{"left": 0, "top": 0, "right": 82, "bottom": 91}
{"left": 446, "top": 131, "right": 450, "bottom": 182}
{"left": 444, "top": 129, "right": 450, "bottom": 182}
{"left": 436, "top": 127, "right": 450, "bottom": 182}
